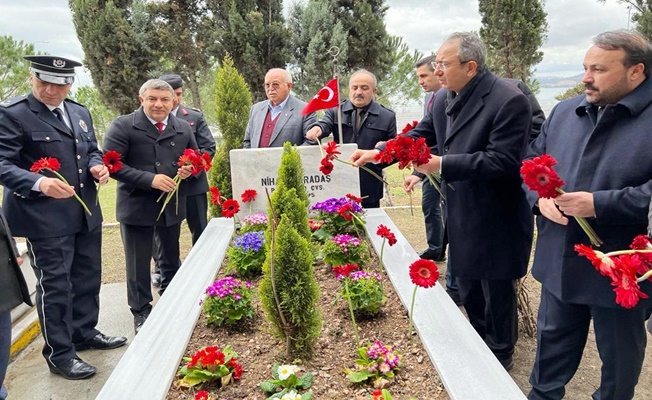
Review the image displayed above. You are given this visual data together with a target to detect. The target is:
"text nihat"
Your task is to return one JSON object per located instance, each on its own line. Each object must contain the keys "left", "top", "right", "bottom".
{"left": 24, "top": 55, "right": 82, "bottom": 85}
{"left": 159, "top": 74, "right": 183, "bottom": 90}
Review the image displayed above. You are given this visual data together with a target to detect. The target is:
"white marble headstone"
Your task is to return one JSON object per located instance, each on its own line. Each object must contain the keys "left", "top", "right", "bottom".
{"left": 230, "top": 143, "right": 360, "bottom": 216}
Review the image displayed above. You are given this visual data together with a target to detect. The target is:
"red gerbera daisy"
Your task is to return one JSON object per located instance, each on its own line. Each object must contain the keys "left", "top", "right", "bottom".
{"left": 409, "top": 259, "right": 440, "bottom": 288}
{"left": 612, "top": 254, "right": 649, "bottom": 308}
{"left": 520, "top": 154, "right": 565, "bottom": 199}
{"left": 376, "top": 224, "right": 397, "bottom": 246}
{"left": 178, "top": 149, "right": 204, "bottom": 176}
{"left": 221, "top": 199, "right": 240, "bottom": 218}
{"left": 200, "top": 151, "right": 212, "bottom": 172}
{"left": 241, "top": 189, "right": 257, "bottom": 203}
{"left": 346, "top": 193, "right": 362, "bottom": 203}
{"left": 102, "top": 150, "right": 123, "bottom": 173}
{"left": 323, "top": 141, "right": 341, "bottom": 160}
{"left": 630, "top": 235, "right": 652, "bottom": 250}
{"left": 209, "top": 186, "right": 222, "bottom": 206}
{"left": 412, "top": 137, "right": 432, "bottom": 167}
{"left": 319, "top": 159, "right": 334, "bottom": 175}
{"left": 401, "top": 120, "right": 419, "bottom": 135}
{"left": 30, "top": 157, "right": 61, "bottom": 173}
{"left": 575, "top": 244, "right": 616, "bottom": 280}
{"left": 337, "top": 203, "right": 354, "bottom": 221}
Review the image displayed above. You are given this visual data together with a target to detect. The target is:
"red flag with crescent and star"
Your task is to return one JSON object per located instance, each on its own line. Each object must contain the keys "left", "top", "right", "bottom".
{"left": 301, "top": 78, "right": 339, "bottom": 115}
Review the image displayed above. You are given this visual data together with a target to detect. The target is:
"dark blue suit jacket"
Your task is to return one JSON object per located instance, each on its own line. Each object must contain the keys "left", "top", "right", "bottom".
{"left": 0, "top": 94, "right": 103, "bottom": 238}
{"left": 526, "top": 77, "right": 652, "bottom": 307}
{"left": 410, "top": 71, "right": 533, "bottom": 280}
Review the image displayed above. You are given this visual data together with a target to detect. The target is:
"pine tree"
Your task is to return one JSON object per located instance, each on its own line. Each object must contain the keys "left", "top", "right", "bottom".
{"left": 208, "top": 0, "right": 290, "bottom": 102}
{"left": 69, "top": 0, "right": 158, "bottom": 114}
{"left": 0, "top": 36, "right": 40, "bottom": 100}
{"left": 208, "top": 54, "right": 251, "bottom": 217}
{"left": 597, "top": 0, "right": 652, "bottom": 41}
{"left": 479, "top": 0, "right": 548, "bottom": 85}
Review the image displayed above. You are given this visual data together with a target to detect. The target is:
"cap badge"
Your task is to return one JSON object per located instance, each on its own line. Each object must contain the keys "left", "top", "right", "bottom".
{"left": 53, "top": 59, "right": 66, "bottom": 68}
{"left": 79, "top": 119, "right": 88, "bottom": 132}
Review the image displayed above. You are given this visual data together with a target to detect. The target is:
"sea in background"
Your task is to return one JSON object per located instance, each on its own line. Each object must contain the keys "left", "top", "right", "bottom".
{"left": 394, "top": 85, "right": 575, "bottom": 128}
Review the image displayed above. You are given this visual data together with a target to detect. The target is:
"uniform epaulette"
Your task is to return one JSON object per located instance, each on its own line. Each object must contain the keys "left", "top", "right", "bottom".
{"left": 64, "top": 98, "right": 88, "bottom": 109}
{"left": 0, "top": 95, "right": 28, "bottom": 108}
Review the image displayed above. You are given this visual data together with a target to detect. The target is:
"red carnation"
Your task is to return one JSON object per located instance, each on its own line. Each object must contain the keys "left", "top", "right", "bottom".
{"left": 241, "top": 189, "right": 257, "bottom": 203}
{"left": 409, "top": 259, "right": 440, "bottom": 288}
{"left": 221, "top": 199, "right": 240, "bottom": 218}
{"left": 102, "top": 151, "right": 123, "bottom": 173}
{"left": 30, "top": 157, "right": 61, "bottom": 173}
{"left": 209, "top": 186, "right": 222, "bottom": 206}
{"left": 520, "top": 154, "right": 565, "bottom": 199}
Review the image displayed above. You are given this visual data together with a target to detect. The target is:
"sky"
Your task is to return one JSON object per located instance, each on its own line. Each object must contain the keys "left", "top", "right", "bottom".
{"left": 0, "top": 0, "right": 633, "bottom": 89}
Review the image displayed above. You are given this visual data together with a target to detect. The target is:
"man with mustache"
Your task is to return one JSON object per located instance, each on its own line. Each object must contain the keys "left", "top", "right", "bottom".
{"left": 306, "top": 69, "right": 397, "bottom": 209}
{"left": 525, "top": 30, "right": 652, "bottom": 399}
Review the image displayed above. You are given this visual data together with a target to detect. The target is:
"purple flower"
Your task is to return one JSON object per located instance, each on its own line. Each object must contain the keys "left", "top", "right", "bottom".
{"left": 310, "top": 197, "right": 364, "bottom": 214}
{"left": 234, "top": 231, "right": 265, "bottom": 253}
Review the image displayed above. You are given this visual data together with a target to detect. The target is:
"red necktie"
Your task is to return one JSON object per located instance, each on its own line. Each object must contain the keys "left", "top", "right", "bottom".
{"left": 155, "top": 122, "right": 165, "bottom": 132}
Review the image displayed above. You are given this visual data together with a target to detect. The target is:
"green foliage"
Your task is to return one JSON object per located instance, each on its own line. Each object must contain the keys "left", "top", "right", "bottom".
{"left": 555, "top": 83, "right": 585, "bottom": 101}
{"left": 227, "top": 231, "right": 266, "bottom": 278}
{"left": 479, "top": 0, "right": 548, "bottom": 83}
{"left": 209, "top": 0, "right": 290, "bottom": 102}
{"left": 201, "top": 277, "right": 255, "bottom": 327}
{"left": 259, "top": 215, "right": 321, "bottom": 359}
{"left": 321, "top": 234, "right": 370, "bottom": 266}
{"left": 277, "top": 142, "right": 309, "bottom": 204}
{"left": 599, "top": 1, "right": 652, "bottom": 41}
{"left": 71, "top": 86, "right": 117, "bottom": 146}
{"left": 259, "top": 363, "right": 314, "bottom": 399}
{"left": 376, "top": 36, "right": 424, "bottom": 109}
{"left": 209, "top": 54, "right": 251, "bottom": 217}
{"left": 69, "top": 0, "right": 158, "bottom": 114}
{"left": 0, "top": 35, "right": 40, "bottom": 100}
{"left": 339, "top": 270, "right": 386, "bottom": 315}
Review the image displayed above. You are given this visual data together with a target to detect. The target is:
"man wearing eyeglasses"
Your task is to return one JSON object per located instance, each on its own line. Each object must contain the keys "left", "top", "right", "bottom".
{"left": 243, "top": 68, "right": 317, "bottom": 148}
{"left": 351, "top": 32, "right": 533, "bottom": 371}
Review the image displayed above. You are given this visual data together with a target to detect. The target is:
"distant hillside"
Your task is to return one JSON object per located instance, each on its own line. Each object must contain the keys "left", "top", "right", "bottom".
{"left": 537, "top": 73, "right": 583, "bottom": 87}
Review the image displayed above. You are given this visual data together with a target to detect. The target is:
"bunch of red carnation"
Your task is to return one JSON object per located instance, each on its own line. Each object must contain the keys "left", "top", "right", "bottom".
{"left": 374, "top": 136, "right": 431, "bottom": 170}
{"left": 575, "top": 235, "right": 652, "bottom": 308}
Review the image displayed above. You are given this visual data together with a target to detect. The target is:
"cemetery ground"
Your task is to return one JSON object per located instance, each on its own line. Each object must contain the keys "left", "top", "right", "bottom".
{"left": 7, "top": 164, "right": 652, "bottom": 399}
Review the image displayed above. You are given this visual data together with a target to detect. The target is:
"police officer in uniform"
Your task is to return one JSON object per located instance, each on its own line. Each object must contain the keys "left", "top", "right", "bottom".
{"left": 150, "top": 74, "right": 216, "bottom": 289}
{"left": 0, "top": 56, "right": 127, "bottom": 380}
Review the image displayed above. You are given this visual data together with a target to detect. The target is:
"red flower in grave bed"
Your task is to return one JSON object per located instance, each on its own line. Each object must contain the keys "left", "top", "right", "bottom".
{"left": 221, "top": 199, "right": 240, "bottom": 218}
{"left": 611, "top": 254, "right": 649, "bottom": 308}
{"left": 209, "top": 186, "right": 222, "bottom": 206}
{"left": 319, "top": 159, "right": 334, "bottom": 175}
{"left": 195, "top": 390, "right": 209, "bottom": 400}
{"left": 376, "top": 224, "right": 397, "bottom": 246}
{"left": 333, "top": 263, "right": 360, "bottom": 278}
{"left": 308, "top": 219, "right": 324, "bottom": 231}
{"left": 346, "top": 193, "right": 362, "bottom": 203}
{"left": 229, "top": 358, "right": 243, "bottom": 379}
{"left": 30, "top": 157, "right": 61, "bottom": 173}
{"left": 102, "top": 150, "right": 123, "bottom": 173}
{"left": 409, "top": 259, "right": 440, "bottom": 288}
{"left": 241, "top": 189, "right": 257, "bottom": 203}
{"left": 520, "top": 154, "right": 565, "bottom": 199}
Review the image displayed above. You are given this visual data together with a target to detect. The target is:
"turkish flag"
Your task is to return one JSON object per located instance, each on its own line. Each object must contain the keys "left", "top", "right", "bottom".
{"left": 301, "top": 78, "right": 339, "bottom": 115}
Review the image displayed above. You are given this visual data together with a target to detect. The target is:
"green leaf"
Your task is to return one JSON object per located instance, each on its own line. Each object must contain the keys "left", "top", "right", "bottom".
{"left": 302, "top": 392, "right": 314, "bottom": 400}
{"left": 271, "top": 362, "right": 280, "bottom": 380}
{"left": 347, "top": 370, "right": 373, "bottom": 383}
{"left": 259, "top": 381, "right": 278, "bottom": 394}
{"left": 297, "top": 373, "right": 313, "bottom": 389}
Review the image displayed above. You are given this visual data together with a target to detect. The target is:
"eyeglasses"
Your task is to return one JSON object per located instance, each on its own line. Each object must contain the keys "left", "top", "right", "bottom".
{"left": 431, "top": 60, "right": 469, "bottom": 71}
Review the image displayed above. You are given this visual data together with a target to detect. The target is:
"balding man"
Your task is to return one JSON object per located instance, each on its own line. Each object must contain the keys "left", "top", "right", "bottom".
{"left": 243, "top": 68, "right": 317, "bottom": 148}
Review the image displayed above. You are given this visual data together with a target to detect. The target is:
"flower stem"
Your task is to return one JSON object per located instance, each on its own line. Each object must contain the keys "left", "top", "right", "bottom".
{"left": 335, "top": 158, "right": 388, "bottom": 185}
{"left": 424, "top": 173, "right": 446, "bottom": 201}
{"left": 555, "top": 188, "right": 603, "bottom": 247}
{"left": 157, "top": 175, "right": 182, "bottom": 221}
{"left": 408, "top": 285, "right": 418, "bottom": 336}
{"left": 50, "top": 170, "right": 92, "bottom": 216}
{"left": 379, "top": 239, "right": 386, "bottom": 268}
{"left": 344, "top": 280, "right": 360, "bottom": 349}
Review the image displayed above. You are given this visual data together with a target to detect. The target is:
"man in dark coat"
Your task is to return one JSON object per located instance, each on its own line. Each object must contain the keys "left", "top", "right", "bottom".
{"left": 352, "top": 32, "right": 533, "bottom": 371}
{"left": 150, "top": 74, "right": 216, "bottom": 288}
{"left": 103, "top": 79, "right": 197, "bottom": 334}
{"left": 0, "top": 56, "right": 126, "bottom": 380}
{"left": 526, "top": 30, "right": 652, "bottom": 400}
{"left": 306, "top": 69, "right": 397, "bottom": 209}
{"left": 0, "top": 205, "right": 32, "bottom": 399}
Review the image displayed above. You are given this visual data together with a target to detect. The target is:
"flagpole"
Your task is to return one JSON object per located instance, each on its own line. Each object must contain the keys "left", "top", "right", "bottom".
{"left": 329, "top": 46, "right": 343, "bottom": 145}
